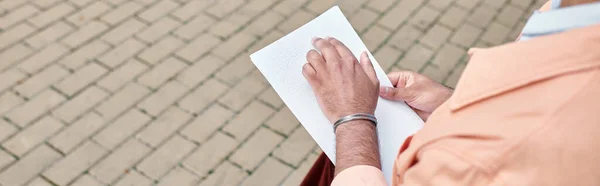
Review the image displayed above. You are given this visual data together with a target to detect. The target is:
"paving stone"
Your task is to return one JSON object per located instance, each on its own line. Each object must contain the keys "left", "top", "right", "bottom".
{"left": 349, "top": 8, "right": 379, "bottom": 33}
{"left": 445, "top": 63, "right": 467, "bottom": 88}
{"left": 248, "top": 30, "right": 284, "bottom": 54}
{"left": 173, "top": 14, "right": 216, "bottom": 40}
{"left": 171, "top": 0, "right": 214, "bottom": 21}
{"left": 43, "top": 141, "right": 108, "bottom": 186}
{"left": 113, "top": 170, "right": 152, "bottom": 186}
{"left": 363, "top": 25, "right": 391, "bottom": 52}
{"left": 236, "top": 0, "right": 278, "bottom": 18}
{"left": 259, "top": 87, "right": 284, "bottom": 109}
{"left": 49, "top": 113, "right": 106, "bottom": 153}
{"left": 482, "top": 0, "right": 508, "bottom": 10}
{"left": 439, "top": 6, "right": 469, "bottom": 29}
{"left": 305, "top": 0, "right": 336, "bottom": 14}
{"left": 2, "top": 116, "right": 62, "bottom": 156}
{"left": 246, "top": 11, "right": 283, "bottom": 36}
{"left": 137, "top": 135, "right": 196, "bottom": 179}
{"left": 26, "top": 177, "right": 53, "bottom": 186}
{"left": 101, "top": 1, "right": 143, "bottom": 25}
{"left": 0, "top": 4, "right": 39, "bottom": 29}
{"left": 451, "top": 23, "right": 483, "bottom": 47}
{"left": 388, "top": 24, "right": 424, "bottom": 50}
{"left": 197, "top": 161, "right": 246, "bottom": 186}
{"left": 273, "top": 127, "right": 315, "bottom": 166}
{"left": 273, "top": 0, "right": 308, "bottom": 15}
{"left": 0, "top": 69, "right": 27, "bottom": 93}
{"left": 137, "top": 57, "right": 187, "bottom": 89}
{"left": 496, "top": 5, "right": 524, "bottom": 28}
{"left": 69, "top": 0, "right": 94, "bottom": 7}
{"left": 136, "top": 17, "right": 181, "bottom": 43}
{"left": 378, "top": 0, "right": 423, "bottom": 30}
{"left": 66, "top": 1, "right": 111, "bottom": 26}
{"left": 70, "top": 175, "right": 104, "bottom": 186}
{"left": 0, "top": 92, "right": 24, "bottom": 118}
{"left": 230, "top": 128, "right": 284, "bottom": 170}
{"left": 177, "top": 78, "right": 228, "bottom": 113}
{"left": 138, "top": 36, "right": 184, "bottom": 64}
{"left": 0, "top": 0, "right": 28, "bottom": 10}
{"left": 278, "top": 10, "right": 315, "bottom": 34}
{"left": 427, "top": 0, "right": 453, "bottom": 10}
{"left": 176, "top": 55, "right": 224, "bottom": 88}
{"left": 61, "top": 21, "right": 108, "bottom": 48}
{"left": 52, "top": 86, "right": 108, "bottom": 123}
{"left": 25, "top": 21, "right": 73, "bottom": 49}
{"left": 0, "top": 23, "right": 35, "bottom": 51}
{"left": 182, "top": 132, "right": 237, "bottom": 176}
{"left": 60, "top": 41, "right": 111, "bottom": 69}
{"left": 0, "top": 119, "right": 17, "bottom": 143}
{"left": 409, "top": 6, "right": 440, "bottom": 30}
{"left": 366, "top": 0, "right": 395, "bottom": 12}
{"left": 466, "top": 5, "right": 497, "bottom": 28}
{"left": 6, "top": 90, "right": 66, "bottom": 127}
{"left": 102, "top": 18, "right": 147, "bottom": 45}
{"left": 218, "top": 78, "right": 267, "bottom": 111}
{"left": 456, "top": 0, "right": 482, "bottom": 10}
{"left": 97, "top": 59, "right": 149, "bottom": 92}
{"left": 90, "top": 139, "right": 151, "bottom": 184}
{"left": 209, "top": 18, "right": 243, "bottom": 38}
{"left": 419, "top": 24, "right": 452, "bottom": 50}
{"left": 0, "top": 145, "right": 61, "bottom": 186}
{"left": 215, "top": 54, "right": 255, "bottom": 85}
{"left": 397, "top": 44, "right": 434, "bottom": 72}
{"left": 213, "top": 32, "right": 256, "bottom": 61}
{"left": 55, "top": 63, "right": 108, "bottom": 96}
{"left": 481, "top": 22, "right": 511, "bottom": 45}
{"left": 18, "top": 43, "right": 69, "bottom": 74}
{"left": 93, "top": 109, "right": 151, "bottom": 150}
{"left": 421, "top": 65, "right": 448, "bottom": 83}
{"left": 155, "top": 167, "right": 199, "bottom": 186}
{"left": 28, "top": 3, "right": 75, "bottom": 27}
{"left": 137, "top": 81, "right": 189, "bottom": 116}
{"left": 431, "top": 44, "right": 466, "bottom": 73}
{"left": 511, "top": 0, "right": 534, "bottom": 9}
{"left": 265, "top": 107, "right": 298, "bottom": 135}
{"left": 242, "top": 157, "right": 292, "bottom": 186}
{"left": 175, "top": 33, "right": 220, "bottom": 62}
{"left": 0, "top": 44, "right": 32, "bottom": 72}
{"left": 138, "top": 0, "right": 179, "bottom": 22}
{"left": 205, "top": 0, "right": 244, "bottom": 18}
{"left": 136, "top": 107, "right": 192, "bottom": 147}
{"left": 180, "top": 104, "right": 233, "bottom": 143}
{"left": 374, "top": 45, "right": 404, "bottom": 71}
{"left": 95, "top": 83, "right": 150, "bottom": 121}
{"left": 98, "top": 39, "right": 146, "bottom": 68}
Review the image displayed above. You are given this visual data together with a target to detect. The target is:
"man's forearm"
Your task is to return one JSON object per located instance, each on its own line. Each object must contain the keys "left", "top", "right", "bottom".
{"left": 334, "top": 120, "right": 380, "bottom": 175}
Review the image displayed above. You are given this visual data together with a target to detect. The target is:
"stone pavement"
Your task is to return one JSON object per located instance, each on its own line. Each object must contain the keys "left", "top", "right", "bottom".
{"left": 0, "top": 0, "right": 546, "bottom": 185}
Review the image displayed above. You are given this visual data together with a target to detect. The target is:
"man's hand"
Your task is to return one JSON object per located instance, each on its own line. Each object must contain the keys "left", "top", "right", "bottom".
{"left": 302, "top": 37, "right": 379, "bottom": 123}
{"left": 303, "top": 37, "right": 381, "bottom": 175}
{"left": 379, "top": 71, "right": 453, "bottom": 121}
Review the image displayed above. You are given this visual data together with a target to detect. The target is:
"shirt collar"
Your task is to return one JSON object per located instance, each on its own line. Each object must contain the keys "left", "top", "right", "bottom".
{"left": 520, "top": 1, "right": 600, "bottom": 40}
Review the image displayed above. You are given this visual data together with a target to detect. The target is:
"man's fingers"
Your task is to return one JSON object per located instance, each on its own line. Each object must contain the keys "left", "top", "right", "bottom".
{"left": 302, "top": 63, "right": 317, "bottom": 83}
{"left": 306, "top": 49, "right": 325, "bottom": 71}
{"left": 379, "top": 86, "right": 414, "bottom": 101}
{"left": 312, "top": 37, "right": 341, "bottom": 64}
{"left": 328, "top": 38, "right": 356, "bottom": 66}
{"left": 359, "top": 51, "right": 378, "bottom": 83}
{"left": 386, "top": 71, "right": 413, "bottom": 88}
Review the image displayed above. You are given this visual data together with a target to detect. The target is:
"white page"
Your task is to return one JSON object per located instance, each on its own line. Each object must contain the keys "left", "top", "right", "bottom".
{"left": 250, "top": 6, "right": 424, "bottom": 184}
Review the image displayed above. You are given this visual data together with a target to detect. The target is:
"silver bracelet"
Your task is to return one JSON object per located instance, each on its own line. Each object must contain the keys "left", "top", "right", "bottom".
{"left": 333, "top": 113, "right": 377, "bottom": 133}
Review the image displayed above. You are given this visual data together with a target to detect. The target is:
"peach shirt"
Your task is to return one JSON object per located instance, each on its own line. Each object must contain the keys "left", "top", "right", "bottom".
{"left": 332, "top": 1, "right": 600, "bottom": 185}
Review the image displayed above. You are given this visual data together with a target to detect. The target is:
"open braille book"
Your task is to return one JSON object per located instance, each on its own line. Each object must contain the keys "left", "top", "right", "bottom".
{"left": 250, "top": 6, "right": 424, "bottom": 184}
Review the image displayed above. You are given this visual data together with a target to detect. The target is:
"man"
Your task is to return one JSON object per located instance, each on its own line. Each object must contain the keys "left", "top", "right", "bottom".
{"left": 301, "top": 0, "right": 600, "bottom": 185}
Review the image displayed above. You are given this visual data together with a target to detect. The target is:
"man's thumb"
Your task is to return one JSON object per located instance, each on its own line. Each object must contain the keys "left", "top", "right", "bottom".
{"left": 379, "top": 86, "right": 412, "bottom": 101}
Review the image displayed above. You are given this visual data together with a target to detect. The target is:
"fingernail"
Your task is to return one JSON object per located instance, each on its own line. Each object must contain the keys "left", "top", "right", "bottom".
{"left": 312, "top": 37, "right": 320, "bottom": 45}
{"left": 362, "top": 51, "right": 368, "bottom": 58}
{"left": 379, "top": 87, "right": 389, "bottom": 95}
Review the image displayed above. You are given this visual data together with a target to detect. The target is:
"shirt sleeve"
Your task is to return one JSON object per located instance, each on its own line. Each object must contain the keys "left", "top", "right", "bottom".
{"left": 331, "top": 165, "right": 387, "bottom": 186}
{"left": 402, "top": 148, "right": 490, "bottom": 186}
